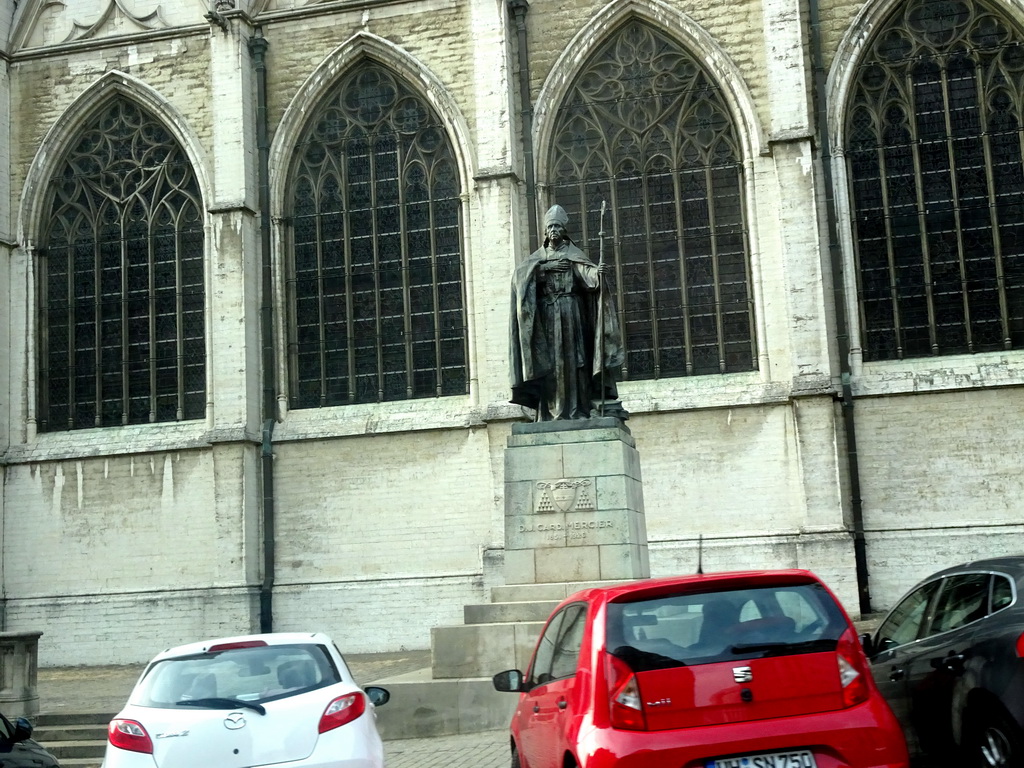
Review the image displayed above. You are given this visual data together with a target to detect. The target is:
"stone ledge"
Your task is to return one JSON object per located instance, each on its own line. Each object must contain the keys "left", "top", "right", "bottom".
{"left": 370, "top": 669, "right": 517, "bottom": 740}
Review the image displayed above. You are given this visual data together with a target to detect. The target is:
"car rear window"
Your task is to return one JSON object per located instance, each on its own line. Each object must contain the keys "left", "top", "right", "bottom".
{"left": 131, "top": 644, "right": 340, "bottom": 708}
{"left": 606, "top": 581, "right": 849, "bottom": 671}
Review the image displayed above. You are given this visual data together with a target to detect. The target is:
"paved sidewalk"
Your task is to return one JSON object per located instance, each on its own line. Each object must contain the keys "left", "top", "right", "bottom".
{"left": 386, "top": 729, "right": 509, "bottom": 768}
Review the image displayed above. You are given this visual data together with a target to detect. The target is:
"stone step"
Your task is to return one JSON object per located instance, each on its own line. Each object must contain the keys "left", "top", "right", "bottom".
{"left": 371, "top": 666, "right": 517, "bottom": 740}
{"left": 490, "top": 580, "right": 625, "bottom": 603}
{"left": 35, "top": 712, "right": 115, "bottom": 727}
{"left": 430, "top": 621, "right": 544, "bottom": 679}
{"left": 43, "top": 738, "right": 106, "bottom": 760}
{"left": 464, "top": 600, "right": 561, "bottom": 624}
{"left": 33, "top": 722, "right": 108, "bottom": 742}
{"left": 33, "top": 714, "right": 109, "bottom": 766}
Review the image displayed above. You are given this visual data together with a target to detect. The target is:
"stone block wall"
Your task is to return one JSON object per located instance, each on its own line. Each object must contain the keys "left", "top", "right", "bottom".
{"left": 272, "top": 428, "right": 497, "bottom": 584}
{"left": 857, "top": 388, "right": 1024, "bottom": 608}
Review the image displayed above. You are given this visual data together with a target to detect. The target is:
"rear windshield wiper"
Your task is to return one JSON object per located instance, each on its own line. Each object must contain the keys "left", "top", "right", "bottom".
{"left": 612, "top": 645, "right": 687, "bottom": 671}
{"left": 729, "top": 638, "right": 838, "bottom": 655}
{"left": 177, "top": 698, "right": 267, "bottom": 715}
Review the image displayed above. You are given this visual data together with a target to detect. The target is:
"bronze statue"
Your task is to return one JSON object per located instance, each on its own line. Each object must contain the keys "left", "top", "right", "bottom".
{"left": 509, "top": 205, "right": 626, "bottom": 421}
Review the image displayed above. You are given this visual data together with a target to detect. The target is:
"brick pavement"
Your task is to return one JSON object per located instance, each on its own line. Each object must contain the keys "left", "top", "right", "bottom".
{"left": 386, "top": 730, "right": 509, "bottom": 768}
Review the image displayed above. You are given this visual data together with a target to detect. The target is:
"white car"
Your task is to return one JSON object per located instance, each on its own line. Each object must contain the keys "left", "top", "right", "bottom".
{"left": 101, "top": 632, "right": 390, "bottom": 768}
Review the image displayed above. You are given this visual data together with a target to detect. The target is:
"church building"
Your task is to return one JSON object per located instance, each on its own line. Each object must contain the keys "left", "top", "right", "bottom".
{"left": 1, "top": 0, "right": 1023, "bottom": 666}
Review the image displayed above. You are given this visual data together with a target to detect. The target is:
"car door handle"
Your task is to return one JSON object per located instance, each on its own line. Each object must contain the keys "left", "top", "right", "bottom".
{"left": 888, "top": 666, "right": 905, "bottom": 681}
{"left": 557, "top": 700, "right": 567, "bottom": 710}
{"left": 533, "top": 705, "right": 540, "bottom": 713}
{"left": 931, "top": 653, "right": 966, "bottom": 673}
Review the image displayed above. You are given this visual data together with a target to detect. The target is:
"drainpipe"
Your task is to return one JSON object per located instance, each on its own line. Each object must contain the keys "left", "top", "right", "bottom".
{"left": 808, "top": 0, "right": 871, "bottom": 614}
{"left": 508, "top": 0, "right": 538, "bottom": 247}
{"left": 249, "top": 28, "right": 276, "bottom": 633}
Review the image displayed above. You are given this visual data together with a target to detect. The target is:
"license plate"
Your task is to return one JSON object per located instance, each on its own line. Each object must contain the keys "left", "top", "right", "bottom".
{"left": 707, "top": 750, "right": 816, "bottom": 768}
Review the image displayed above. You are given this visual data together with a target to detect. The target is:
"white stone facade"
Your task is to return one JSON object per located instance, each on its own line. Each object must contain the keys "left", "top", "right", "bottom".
{"left": 2, "top": 0, "right": 1023, "bottom": 667}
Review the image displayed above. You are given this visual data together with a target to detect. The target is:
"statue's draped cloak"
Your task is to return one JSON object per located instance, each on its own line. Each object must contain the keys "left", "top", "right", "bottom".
{"left": 509, "top": 241, "right": 624, "bottom": 417}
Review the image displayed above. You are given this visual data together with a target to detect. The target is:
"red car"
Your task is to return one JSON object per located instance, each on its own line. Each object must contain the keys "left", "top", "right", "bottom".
{"left": 493, "top": 570, "right": 909, "bottom": 768}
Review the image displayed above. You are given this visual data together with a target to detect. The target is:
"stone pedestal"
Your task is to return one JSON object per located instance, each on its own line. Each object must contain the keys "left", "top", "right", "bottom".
{"left": 371, "top": 419, "right": 650, "bottom": 740}
{"left": 0, "top": 631, "right": 42, "bottom": 718}
{"left": 504, "top": 418, "right": 649, "bottom": 583}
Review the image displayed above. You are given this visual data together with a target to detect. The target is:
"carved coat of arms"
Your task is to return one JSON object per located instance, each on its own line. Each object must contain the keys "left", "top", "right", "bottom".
{"left": 535, "top": 479, "right": 595, "bottom": 513}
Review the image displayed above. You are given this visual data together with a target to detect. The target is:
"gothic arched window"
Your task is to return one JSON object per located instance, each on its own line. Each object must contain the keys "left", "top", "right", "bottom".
{"left": 287, "top": 62, "right": 468, "bottom": 408}
{"left": 548, "top": 21, "right": 756, "bottom": 380}
{"left": 39, "top": 97, "right": 206, "bottom": 432}
{"left": 846, "top": 0, "right": 1024, "bottom": 360}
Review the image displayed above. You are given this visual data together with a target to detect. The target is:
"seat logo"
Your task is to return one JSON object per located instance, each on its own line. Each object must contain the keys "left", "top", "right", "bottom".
{"left": 224, "top": 713, "right": 247, "bottom": 730}
{"left": 733, "top": 666, "right": 753, "bottom": 683}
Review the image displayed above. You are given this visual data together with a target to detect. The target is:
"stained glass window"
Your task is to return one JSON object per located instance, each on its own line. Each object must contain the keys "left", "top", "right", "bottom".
{"left": 548, "top": 21, "right": 756, "bottom": 379}
{"left": 39, "top": 98, "right": 206, "bottom": 431}
{"left": 287, "top": 63, "right": 468, "bottom": 407}
{"left": 846, "top": 0, "right": 1024, "bottom": 360}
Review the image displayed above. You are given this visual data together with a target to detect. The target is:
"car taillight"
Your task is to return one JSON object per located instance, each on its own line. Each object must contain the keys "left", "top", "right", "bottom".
{"left": 1016, "top": 631, "right": 1024, "bottom": 658}
{"left": 606, "top": 652, "right": 646, "bottom": 730}
{"left": 108, "top": 719, "right": 153, "bottom": 754}
{"left": 836, "top": 627, "right": 871, "bottom": 707}
{"left": 319, "top": 692, "right": 366, "bottom": 733}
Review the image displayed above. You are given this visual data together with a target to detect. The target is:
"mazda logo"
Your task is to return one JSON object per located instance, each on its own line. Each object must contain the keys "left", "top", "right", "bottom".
{"left": 224, "top": 713, "right": 247, "bottom": 730}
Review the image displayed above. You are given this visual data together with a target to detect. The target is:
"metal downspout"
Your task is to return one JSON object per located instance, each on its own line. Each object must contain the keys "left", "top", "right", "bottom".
{"left": 808, "top": 0, "right": 871, "bottom": 614}
{"left": 508, "top": 0, "right": 538, "bottom": 247}
{"left": 249, "top": 29, "right": 276, "bottom": 633}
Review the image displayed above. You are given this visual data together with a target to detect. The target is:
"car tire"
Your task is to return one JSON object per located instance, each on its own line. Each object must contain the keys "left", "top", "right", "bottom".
{"left": 511, "top": 745, "right": 522, "bottom": 768}
{"left": 963, "top": 704, "right": 1023, "bottom": 768}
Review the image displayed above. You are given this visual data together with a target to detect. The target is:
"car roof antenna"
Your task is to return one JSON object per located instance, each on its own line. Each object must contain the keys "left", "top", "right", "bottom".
{"left": 696, "top": 534, "right": 704, "bottom": 575}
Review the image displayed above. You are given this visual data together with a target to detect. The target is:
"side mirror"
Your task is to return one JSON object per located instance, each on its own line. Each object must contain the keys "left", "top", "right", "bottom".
{"left": 859, "top": 633, "right": 875, "bottom": 657}
{"left": 365, "top": 686, "right": 390, "bottom": 707}
{"left": 492, "top": 669, "right": 526, "bottom": 693}
{"left": 13, "top": 717, "right": 33, "bottom": 742}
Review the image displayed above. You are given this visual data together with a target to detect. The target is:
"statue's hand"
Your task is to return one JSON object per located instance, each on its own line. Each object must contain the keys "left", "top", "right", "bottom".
{"left": 597, "top": 263, "right": 610, "bottom": 277}
{"left": 547, "top": 258, "right": 570, "bottom": 273}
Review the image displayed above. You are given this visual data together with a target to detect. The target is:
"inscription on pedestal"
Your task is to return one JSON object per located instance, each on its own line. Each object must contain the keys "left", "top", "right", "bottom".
{"left": 518, "top": 518, "right": 617, "bottom": 544}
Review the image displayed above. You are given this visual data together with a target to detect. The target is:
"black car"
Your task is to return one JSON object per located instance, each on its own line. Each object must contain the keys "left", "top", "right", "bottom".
{"left": 864, "top": 555, "right": 1024, "bottom": 768}
{"left": 0, "top": 711, "right": 60, "bottom": 767}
